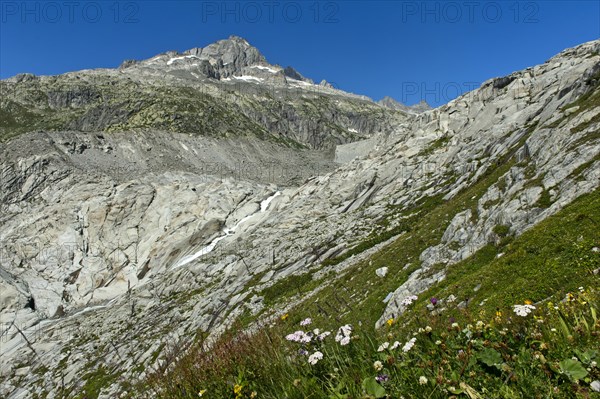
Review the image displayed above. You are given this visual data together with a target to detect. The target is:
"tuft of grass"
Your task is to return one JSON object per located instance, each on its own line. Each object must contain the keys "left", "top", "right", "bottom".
{"left": 535, "top": 188, "right": 553, "bottom": 208}
{"left": 76, "top": 366, "right": 119, "bottom": 399}
{"left": 261, "top": 273, "right": 317, "bottom": 306}
{"left": 492, "top": 224, "right": 511, "bottom": 237}
{"left": 419, "top": 135, "right": 451, "bottom": 156}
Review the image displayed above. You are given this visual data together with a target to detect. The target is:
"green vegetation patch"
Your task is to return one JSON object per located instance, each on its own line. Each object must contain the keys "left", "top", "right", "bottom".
{"left": 261, "top": 273, "right": 317, "bottom": 306}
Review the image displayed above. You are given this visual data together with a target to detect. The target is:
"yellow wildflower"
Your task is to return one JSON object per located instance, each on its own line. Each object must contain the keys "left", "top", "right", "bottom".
{"left": 524, "top": 300, "right": 533, "bottom": 305}
{"left": 281, "top": 313, "right": 289, "bottom": 321}
{"left": 234, "top": 384, "right": 243, "bottom": 395}
{"left": 566, "top": 293, "right": 574, "bottom": 302}
{"left": 198, "top": 390, "right": 207, "bottom": 397}
{"left": 386, "top": 318, "right": 394, "bottom": 327}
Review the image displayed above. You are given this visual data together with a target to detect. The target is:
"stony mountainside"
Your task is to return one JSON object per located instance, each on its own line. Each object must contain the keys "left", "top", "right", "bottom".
{"left": 0, "top": 38, "right": 599, "bottom": 398}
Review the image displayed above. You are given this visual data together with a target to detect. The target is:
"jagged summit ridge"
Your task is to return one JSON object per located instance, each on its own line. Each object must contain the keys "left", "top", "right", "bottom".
{"left": 122, "top": 35, "right": 312, "bottom": 84}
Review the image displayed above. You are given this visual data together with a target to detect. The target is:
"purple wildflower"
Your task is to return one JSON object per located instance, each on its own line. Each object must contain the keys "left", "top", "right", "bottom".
{"left": 376, "top": 374, "right": 389, "bottom": 383}
{"left": 430, "top": 297, "right": 438, "bottom": 305}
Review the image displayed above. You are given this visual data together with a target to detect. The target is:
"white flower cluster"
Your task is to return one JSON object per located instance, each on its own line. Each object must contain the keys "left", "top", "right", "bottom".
{"left": 285, "top": 330, "right": 312, "bottom": 343}
{"left": 401, "top": 295, "right": 418, "bottom": 306}
{"left": 377, "top": 342, "right": 390, "bottom": 352}
{"left": 286, "top": 328, "right": 331, "bottom": 343}
{"left": 373, "top": 360, "right": 384, "bottom": 371}
{"left": 513, "top": 304, "right": 536, "bottom": 316}
{"left": 402, "top": 337, "right": 417, "bottom": 352}
{"left": 335, "top": 324, "right": 352, "bottom": 346}
{"left": 308, "top": 351, "right": 323, "bottom": 365}
{"left": 285, "top": 320, "right": 334, "bottom": 366}
{"left": 380, "top": 339, "right": 412, "bottom": 352}
{"left": 316, "top": 330, "right": 331, "bottom": 341}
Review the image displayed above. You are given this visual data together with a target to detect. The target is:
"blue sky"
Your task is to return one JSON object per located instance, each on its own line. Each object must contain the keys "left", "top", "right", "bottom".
{"left": 1, "top": 1, "right": 598, "bottom": 106}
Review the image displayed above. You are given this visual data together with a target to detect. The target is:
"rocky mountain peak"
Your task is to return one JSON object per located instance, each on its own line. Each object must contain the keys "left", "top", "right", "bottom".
{"left": 226, "top": 35, "right": 252, "bottom": 45}
{"left": 185, "top": 36, "right": 265, "bottom": 68}
{"left": 126, "top": 36, "right": 315, "bottom": 84}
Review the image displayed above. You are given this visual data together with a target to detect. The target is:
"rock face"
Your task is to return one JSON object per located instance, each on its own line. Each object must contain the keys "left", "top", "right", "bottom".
{"left": 0, "top": 38, "right": 599, "bottom": 398}
{"left": 378, "top": 96, "right": 432, "bottom": 113}
{"left": 185, "top": 36, "right": 268, "bottom": 79}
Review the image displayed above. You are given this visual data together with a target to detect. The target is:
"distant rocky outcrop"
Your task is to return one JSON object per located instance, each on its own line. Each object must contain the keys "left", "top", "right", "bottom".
{"left": 378, "top": 96, "right": 432, "bottom": 113}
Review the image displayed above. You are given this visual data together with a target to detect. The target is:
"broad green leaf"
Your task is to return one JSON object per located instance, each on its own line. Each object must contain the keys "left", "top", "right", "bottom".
{"left": 468, "top": 356, "right": 478, "bottom": 369}
{"left": 451, "top": 370, "right": 460, "bottom": 382}
{"left": 328, "top": 382, "right": 350, "bottom": 399}
{"left": 574, "top": 349, "right": 598, "bottom": 365}
{"left": 478, "top": 348, "right": 502, "bottom": 368}
{"left": 362, "top": 377, "right": 386, "bottom": 398}
{"left": 448, "top": 387, "right": 464, "bottom": 394}
{"left": 559, "top": 359, "right": 588, "bottom": 381}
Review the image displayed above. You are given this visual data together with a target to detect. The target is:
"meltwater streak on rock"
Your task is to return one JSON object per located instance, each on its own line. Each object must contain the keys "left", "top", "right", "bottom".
{"left": 260, "top": 191, "right": 281, "bottom": 211}
{"left": 174, "top": 191, "right": 281, "bottom": 268}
